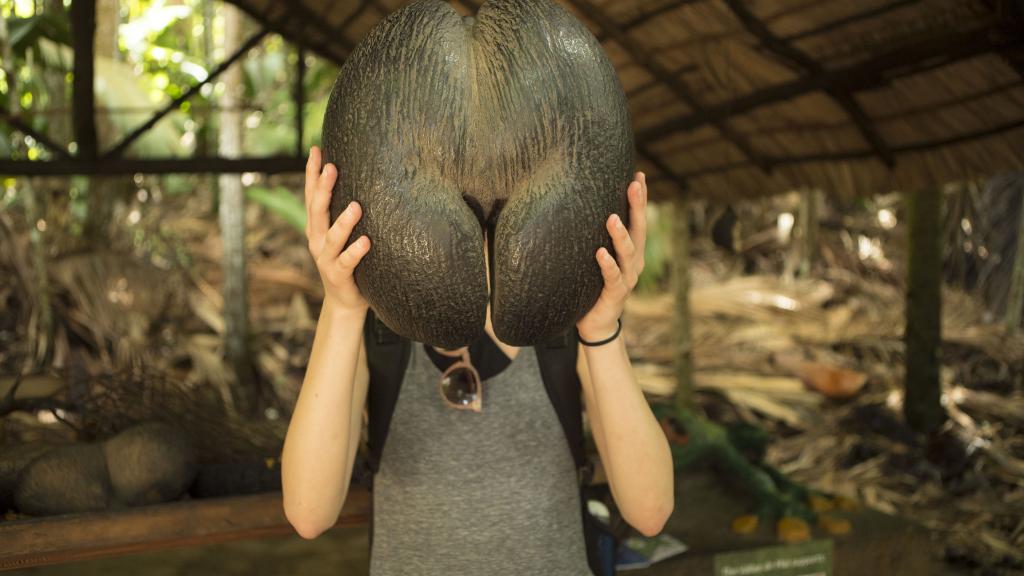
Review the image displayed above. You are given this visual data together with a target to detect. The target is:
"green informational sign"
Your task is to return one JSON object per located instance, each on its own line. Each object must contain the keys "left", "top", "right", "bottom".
{"left": 714, "top": 540, "right": 833, "bottom": 576}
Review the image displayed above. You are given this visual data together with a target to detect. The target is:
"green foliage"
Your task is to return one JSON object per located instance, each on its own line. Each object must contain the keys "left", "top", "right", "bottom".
{"left": 2, "top": 0, "right": 344, "bottom": 164}
{"left": 636, "top": 202, "right": 671, "bottom": 294}
{"left": 246, "top": 185, "right": 306, "bottom": 233}
{"left": 7, "top": 12, "right": 70, "bottom": 55}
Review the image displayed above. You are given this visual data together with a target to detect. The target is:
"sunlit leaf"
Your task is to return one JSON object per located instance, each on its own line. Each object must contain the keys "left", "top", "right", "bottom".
{"left": 246, "top": 185, "right": 306, "bottom": 233}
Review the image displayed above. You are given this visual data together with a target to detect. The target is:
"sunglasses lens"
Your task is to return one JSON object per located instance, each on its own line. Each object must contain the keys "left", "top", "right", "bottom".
{"left": 441, "top": 367, "right": 479, "bottom": 406}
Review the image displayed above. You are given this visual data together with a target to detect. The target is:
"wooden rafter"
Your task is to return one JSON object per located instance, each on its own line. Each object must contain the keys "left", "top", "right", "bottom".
{"left": 565, "top": 0, "right": 771, "bottom": 173}
{"left": 595, "top": 0, "right": 702, "bottom": 42}
{"left": 722, "top": 0, "right": 895, "bottom": 167}
{"left": 102, "top": 27, "right": 271, "bottom": 160}
{"left": 0, "top": 490, "right": 372, "bottom": 570}
{"left": 337, "top": 0, "right": 374, "bottom": 32}
{"left": 226, "top": 0, "right": 349, "bottom": 66}
{"left": 657, "top": 78, "right": 1024, "bottom": 151}
{"left": 677, "top": 117, "right": 1024, "bottom": 180}
{"left": 1002, "top": 45, "right": 1024, "bottom": 80}
{"left": 638, "top": 27, "right": 1019, "bottom": 143}
{"left": 638, "top": 142, "right": 688, "bottom": 194}
{"left": 625, "top": 63, "right": 698, "bottom": 98}
{"left": 782, "top": 0, "right": 923, "bottom": 42}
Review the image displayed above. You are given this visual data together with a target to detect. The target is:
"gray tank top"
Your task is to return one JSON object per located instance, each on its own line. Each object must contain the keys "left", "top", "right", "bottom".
{"left": 369, "top": 341, "right": 593, "bottom": 576}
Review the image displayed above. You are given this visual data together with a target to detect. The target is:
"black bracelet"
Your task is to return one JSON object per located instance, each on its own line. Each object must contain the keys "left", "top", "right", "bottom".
{"left": 579, "top": 318, "right": 622, "bottom": 347}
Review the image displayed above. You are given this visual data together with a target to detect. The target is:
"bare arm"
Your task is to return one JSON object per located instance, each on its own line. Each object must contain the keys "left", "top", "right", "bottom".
{"left": 282, "top": 146, "right": 373, "bottom": 539}
{"left": 575, "top": 171, "right": 674, "bottom": 537}
{"left": 282, "top": 302, "right": 369, "bottom": 538}
{"left": 578, "top": 339, "right": 674, "bottom": 537}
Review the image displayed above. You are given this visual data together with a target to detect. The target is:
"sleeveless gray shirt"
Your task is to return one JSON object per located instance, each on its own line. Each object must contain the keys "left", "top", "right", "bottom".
{"left": 369, "top": 341, "right": 593, "bottom": 576}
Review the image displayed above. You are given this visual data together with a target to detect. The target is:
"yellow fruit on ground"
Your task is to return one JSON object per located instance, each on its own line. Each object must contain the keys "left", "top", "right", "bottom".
{"left": 731, "top": 514, "right": 759, "bottom": 535}
{"left": 777, "top": 516, "right": 811, "bottom": 542}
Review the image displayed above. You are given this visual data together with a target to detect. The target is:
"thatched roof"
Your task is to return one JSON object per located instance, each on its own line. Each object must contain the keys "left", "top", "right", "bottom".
{"left": 226, "top": 0, "right": 1024, "bottom": 200}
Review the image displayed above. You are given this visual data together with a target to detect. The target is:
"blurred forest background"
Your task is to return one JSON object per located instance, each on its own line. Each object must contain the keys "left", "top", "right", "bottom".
{"left": 1, "top": 0, "right": 1023, "bottom": 574}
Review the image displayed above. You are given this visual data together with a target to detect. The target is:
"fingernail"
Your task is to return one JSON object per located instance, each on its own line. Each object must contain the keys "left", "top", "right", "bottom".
{"left": 615, "top": 214, "right": 624, "bottom": 229}
{"left": 345, "top": 201, "right": 355, "bottom": 212}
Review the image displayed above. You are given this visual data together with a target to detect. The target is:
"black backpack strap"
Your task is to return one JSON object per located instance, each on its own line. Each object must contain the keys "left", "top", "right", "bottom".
{"left": 535, "top": 329, "right": 612, "bottom": 573}
{"left": 361, "top": 308, "right": 412, "bottom": 478}
{"left": 533, "top": 327, "right": 590, "bottom": 483}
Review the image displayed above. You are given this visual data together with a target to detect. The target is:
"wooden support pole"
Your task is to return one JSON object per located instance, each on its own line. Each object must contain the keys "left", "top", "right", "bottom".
{"left": 0, "top": 156, "right": 306, "bottom": 176}
{"left": 904, "top": 188, "right": 946, "bottom": 433}
{"left": 218, "top": 4, "right": 257, "bottom": 417}
{"left": 670, "top": 196, "right": 694, "bottom": 412}
{"left": 798, "top": 187, "right": 818, "bottom": 278}
{"left": 1005, "top": 192, "right": 1024, "bottom": 333}
{"left": 69, "top": 0, "right": 97, "bottom": 160}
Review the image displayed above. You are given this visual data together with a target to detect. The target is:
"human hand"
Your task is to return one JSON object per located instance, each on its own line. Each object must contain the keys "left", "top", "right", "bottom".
{"left": 305, "top": 145, "right": 371, "bottom": 313}
{"left": 576, "top": 171, "right": 648, "bottom": 342}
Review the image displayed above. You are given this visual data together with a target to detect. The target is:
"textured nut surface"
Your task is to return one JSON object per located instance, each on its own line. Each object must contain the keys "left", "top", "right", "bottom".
{"left": 322, "top": 0, "right": 634, "bottom": 347}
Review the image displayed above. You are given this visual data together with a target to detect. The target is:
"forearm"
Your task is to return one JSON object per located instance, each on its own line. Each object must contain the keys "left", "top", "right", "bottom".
{"left": 281, "top": 301, "right": 366, "bottom": 537}
{"left": 583, "top": 335, "right": 674, "bottom": 536}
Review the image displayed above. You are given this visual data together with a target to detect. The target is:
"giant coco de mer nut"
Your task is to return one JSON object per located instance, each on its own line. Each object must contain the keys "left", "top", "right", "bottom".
{"left": 321, "top": 0, "right": 634, "bottom": 348}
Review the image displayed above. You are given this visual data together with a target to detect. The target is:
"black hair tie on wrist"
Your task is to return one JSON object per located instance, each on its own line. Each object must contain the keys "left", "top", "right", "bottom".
{"left": 579, "top": 318, "right": 622, "bottom": 347}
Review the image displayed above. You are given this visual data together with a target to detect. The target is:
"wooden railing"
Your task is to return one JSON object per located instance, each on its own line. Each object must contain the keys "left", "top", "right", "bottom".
{"left": 0, "top": 488, "right": 372, "bottom": 571}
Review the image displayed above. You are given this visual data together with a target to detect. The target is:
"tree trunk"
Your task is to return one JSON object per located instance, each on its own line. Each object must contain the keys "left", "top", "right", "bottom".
{"left": 2, "top": 8, "right": 53, "bottom": 368}
{"left": 218, "top": 4, "right": 257, "bottom": 417}
{"left": 1004, "top": 188, "right": 1024, "bottom": 333}
{"left": 81, "top": 0, "right": 125, "bottom": 245}
{"left": 904, "top": 188, "right": 945, "bottom": 433}
{"left": 798, "top": 187, "right": 819, "bottom": 278}
{"left": 670, "top": 196, "right": 694, "bottom": 413}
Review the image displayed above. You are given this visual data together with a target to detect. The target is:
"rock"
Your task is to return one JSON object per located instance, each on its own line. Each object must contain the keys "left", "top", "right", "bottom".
{"left": 0, "top": 442, "right": 62, "bottom": 512}
{"left": 104, "top": 422, "right": 197, "bottom": 506}
{"left": 14, "top": 444, "right": 113, "bottom": 515}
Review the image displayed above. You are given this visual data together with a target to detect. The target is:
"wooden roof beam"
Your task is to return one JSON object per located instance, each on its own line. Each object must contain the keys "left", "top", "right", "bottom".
{"left": 0, "top": 155, "right": 308, "bottom": 176}
{"left": 639, "top": 27, "right": 1018, "bottom": 142}
{"left": 565, "top": 0, "right": 771, "bottom": 173}
{"left": 782, "top": 0, "right": 923, "bottom": 43}
{"left": 335, "top": 0, "right": 374, "bottom": 32}
{"left": 1002, "top": 46, "right": 1024, "bottom": 80}
{"left": 723, "top": 0, "right": 895, "bottom": 167}
{"left": 677, "top": 117, "right": 1024, "bottom": 180}
{"left": 224, "top": 0, "right": 349, "bottom": 67}
{"left": 595, "top": 0, "right": 704, "bottom": 42}
{"left": 637, "top": 143, "right": 688, "bottom": 195}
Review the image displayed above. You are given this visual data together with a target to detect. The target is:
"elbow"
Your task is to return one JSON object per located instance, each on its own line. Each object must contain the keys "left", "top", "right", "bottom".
{"left": 626, "top": 487, "right": 675, "bottom": 538}
{"left": 291, "top": 519, "right": 327, "bottom": 540}
{"left": 283, "top": 493, "right": 339, "bottom": 540}
{"left": 285, "top": 506, "right": 332, "bottom": 540}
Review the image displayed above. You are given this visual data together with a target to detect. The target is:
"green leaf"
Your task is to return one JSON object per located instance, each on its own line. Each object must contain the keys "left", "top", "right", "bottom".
{"left": 8, "top": 14, "right": 71, "bottom": 53}
{"left": 246, "top": 185, "right": 306, "bottom": 233}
